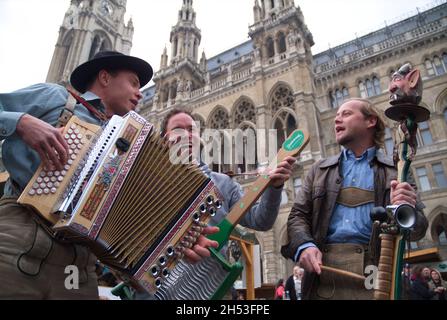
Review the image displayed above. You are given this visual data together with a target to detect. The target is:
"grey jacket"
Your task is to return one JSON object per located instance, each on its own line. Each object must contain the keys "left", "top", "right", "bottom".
{"left": 200, "top": 164, "right": 283, "bottom": 231}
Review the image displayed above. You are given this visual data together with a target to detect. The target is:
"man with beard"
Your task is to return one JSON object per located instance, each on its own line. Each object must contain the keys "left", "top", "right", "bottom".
{"left": 281, "top": 98, "right": 428, "bottom": 300}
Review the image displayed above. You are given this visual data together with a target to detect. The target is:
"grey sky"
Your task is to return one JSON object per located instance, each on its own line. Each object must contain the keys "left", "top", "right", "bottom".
{"left": 0, "top": 0, "right": 443, "bottom": 92}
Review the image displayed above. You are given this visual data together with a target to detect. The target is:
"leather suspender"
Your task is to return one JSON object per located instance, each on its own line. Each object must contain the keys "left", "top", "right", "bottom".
{"left": 56, "top": 94, "right": 77, "bottom": 128}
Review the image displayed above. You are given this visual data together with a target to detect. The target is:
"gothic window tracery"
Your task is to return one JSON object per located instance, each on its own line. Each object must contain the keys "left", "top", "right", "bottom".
{"left": 271, "top": 85, "right": 295, "bottom": 114}
{"left": 234, "top": 100, "right": 256, "bottom": 126}
{"left": 210, "top": 108, "right": 230, "bottom": 129}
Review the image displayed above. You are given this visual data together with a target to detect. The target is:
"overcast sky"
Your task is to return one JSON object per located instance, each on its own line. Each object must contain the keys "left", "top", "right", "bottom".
{"left": 0, "top": 0, "right": 444, "bottom": 92}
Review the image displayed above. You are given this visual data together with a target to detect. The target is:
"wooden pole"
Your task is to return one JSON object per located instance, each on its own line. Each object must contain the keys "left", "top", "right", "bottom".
{"left": 230, "top": 235, "right": 256, "bottom": 300}
{"left": 321, "top": 265, "right": 366, "bottom": 282}
{"left": 241, "top": 242, "right": 255, "bottom": 300}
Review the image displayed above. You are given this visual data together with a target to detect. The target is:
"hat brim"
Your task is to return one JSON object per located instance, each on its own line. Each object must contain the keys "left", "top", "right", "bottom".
{"left": 70, "top": 55, "right": 153, "bottom": 93}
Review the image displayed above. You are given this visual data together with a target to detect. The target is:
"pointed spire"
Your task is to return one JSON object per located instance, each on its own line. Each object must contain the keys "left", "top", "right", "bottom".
{"left": 200, "top": 50, "right": 207, "bottom": 72}
{"left": 160, "top": 45, "right": 168, "bottom": 68}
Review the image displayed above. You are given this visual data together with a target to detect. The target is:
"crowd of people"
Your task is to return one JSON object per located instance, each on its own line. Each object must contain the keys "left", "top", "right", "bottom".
{"left": 403, "top": 264, "right": 446, "bottom": 300}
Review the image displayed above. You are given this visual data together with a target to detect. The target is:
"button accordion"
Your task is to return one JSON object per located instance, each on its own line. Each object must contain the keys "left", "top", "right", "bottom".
{"left": 18, "top": 111, "right": 223, "bottom": 295}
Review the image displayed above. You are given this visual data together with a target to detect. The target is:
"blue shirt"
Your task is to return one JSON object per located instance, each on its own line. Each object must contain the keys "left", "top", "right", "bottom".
{"left": 294, "top": 147, "right": 376, "bottom": 262}
{"left": 0, "top": 83, "right": 106, "bottom": 196}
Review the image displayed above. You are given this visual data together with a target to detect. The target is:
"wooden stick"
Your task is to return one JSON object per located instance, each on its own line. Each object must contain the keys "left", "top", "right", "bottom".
{"left": 321, "top": 266, "right": 366, "bottom": 282}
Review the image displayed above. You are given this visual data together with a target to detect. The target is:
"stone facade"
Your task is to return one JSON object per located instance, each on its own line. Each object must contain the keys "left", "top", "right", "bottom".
{"left": 139, "top": 0, "right": 447, "bottom": 284}
{"left": 46, "top": 0, "right": 134, "bottom": 87}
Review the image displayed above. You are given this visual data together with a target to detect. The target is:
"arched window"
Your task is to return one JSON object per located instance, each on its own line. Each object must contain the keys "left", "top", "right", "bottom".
{"left": 425, "top": 59, "right": 435, "bottom": 76}
{"left": 278, "top": 32, "right": 287, "bottom": 53}
{"left": 270, "top": 0, "right": 275, "bottom": 9}
{"left": 439, "top": 229, "right": 447, "bottom": 245}
{"left": 274, "top": 111, "right": 297, "bottom": 151}
{"left": 266, "top": 37, "right": 275, "bottom": 58}
{"left": 359, "top": 81, "right": 367, "bottom": 98}
{"left": 271, "top": 85, "right": 295, "bottom": 114}
{"left": 209, "top": 108, "right": 230, "bottom": 173}
{"left": 366, "top": 79, "right": 374, "bottom": 97}
{"left": 235, "top": 125, "right": 258, "bottom": 174}
{"left": 426, "top": 54, "right": 447, "bottom": 77}
{"left": 329, "top": 87, "right": 350, "bottom": 108}
{"left": 373, "top": 77, "right": 381, "bottom": 94}
{"left": 89, "top": 33, "right": 111, "bottom": 60}
{"left": 89, "top": 36, "right": 101, "bottom": 60}
{"left": 234, "top": 100, "right": 256, "bottom": 127}
{"left": 329, "top": 91, "right": 337, "bottom": 109}
{"left": 360, "top": 77, "right": 381, "bottom": 98}
{"left": 433, "top": 56, "right": 445, "bottom": 75}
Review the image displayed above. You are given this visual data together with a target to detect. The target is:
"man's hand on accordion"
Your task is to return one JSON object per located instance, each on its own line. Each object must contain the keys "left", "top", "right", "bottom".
{"left": 16, "top": 114, "right": 69, "bottom": 171}
{"left": 183, "top": 226, "right": 220, "bottom": 264}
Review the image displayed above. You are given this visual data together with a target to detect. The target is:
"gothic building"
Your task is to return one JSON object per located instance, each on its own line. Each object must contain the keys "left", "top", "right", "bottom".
{"left": 138, "top": 0, "right": 447, "bottom": 283}
{"left": 46, "top": 0, "right": 134, "bottom": 86}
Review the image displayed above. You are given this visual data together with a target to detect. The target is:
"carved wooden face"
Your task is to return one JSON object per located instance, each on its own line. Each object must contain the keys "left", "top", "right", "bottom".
{"left": 388, "top": 67, "right": 422, "bottom": 105}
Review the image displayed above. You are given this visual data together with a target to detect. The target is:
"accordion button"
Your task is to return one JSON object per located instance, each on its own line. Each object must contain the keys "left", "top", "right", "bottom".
{"left": 77, "top": 133, "right": 83, "bottom": 139}
{"left": 65, "top": 134, "right": 70, "bottom": 140}
{"left": 61, "top": 170, "right": 67, "bottom": 176}
{"left": 71, "top": 154, "right": 77, "bottom": 160}
{"left": 36, "top": 177, "right": 43, "bottom": 183}
{"left": 74, "top": 139, "right": 80, "bottom": 145}
{"left": 28, "top": 189, "right": 36, "bottom": 196}
{"left": 57, "top": 176, "right": 64, "bottom": 182}
{"left": 43, "top": 177, "right": 50, "bottom": 183}
{"left": 54, "top": 171, "right": 60, "bottom": 177}
{"left": 32, "top": 183, "right": 39, "bottom": 189}
{"left": 68, "top": 139, "right": 73, "bottom": 145}
{"left": 74, "top": 128, "right": 80, "bottom": 134}
{"left": 64, "top": 165, "right": 70, "bottom": 171}
{"left": 68, "top": 160, "right": 73, "bottom": 165}
{"left": 47, "top": 182, "right": 53, "bottom": 188}
{"left": 69, "top": 149, "right": 73, "bottom": 155}
{"left": 68, "top": 129, "right": 73, "bottom": 134}
{"left": 44, "top": 188, "right": 50, "bottom": 195}
{"left": 74, "top": 149, "right": 79, "bottom": 154}
{"left": 51, "top": 188, "right": 57, "bottom": 194}
{"left": 40, "top": 172, "right": 46, "bottom": 178}
{"left": 40, "top": 183, "right": 46, "bottom": 189}
{"left": 71, "top": 134, "right": 77, "bottom": 140}
{"left": 54, "top": 182, "right": 60, "bottom": 188}
{"left": 51, "top": 176, "right": 57, "bottom": 182}
{"left": 70, "top": 144, "right": 77, "bottom": 150}
{"left": 47, "top": 171, "right": 54, "bottom": 177}
{"left": 36, "top": 189, "right": 43, "bottom": 195}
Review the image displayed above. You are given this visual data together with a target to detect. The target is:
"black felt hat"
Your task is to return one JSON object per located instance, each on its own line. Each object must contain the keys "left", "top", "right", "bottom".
{"left": 70, "top": 51, "right": 153, "bottom": 93}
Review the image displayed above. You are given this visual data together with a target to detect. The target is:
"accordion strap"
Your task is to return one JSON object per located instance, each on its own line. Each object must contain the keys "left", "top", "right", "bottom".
{"left": 56, "top": 94, "right": 77, "bottom": 128}
{"left": 57, "top": 88, "right": 108, "bottom": 128}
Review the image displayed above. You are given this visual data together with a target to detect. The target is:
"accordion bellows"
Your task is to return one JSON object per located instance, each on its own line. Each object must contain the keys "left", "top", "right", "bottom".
{"left": 19, "top": 111, "right": 222, "bottom": 295}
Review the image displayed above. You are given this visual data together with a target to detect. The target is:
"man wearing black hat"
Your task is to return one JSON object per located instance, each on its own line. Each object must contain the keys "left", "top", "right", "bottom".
{"left": 0, "top": 51, "right": 179, "bottom": 299}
